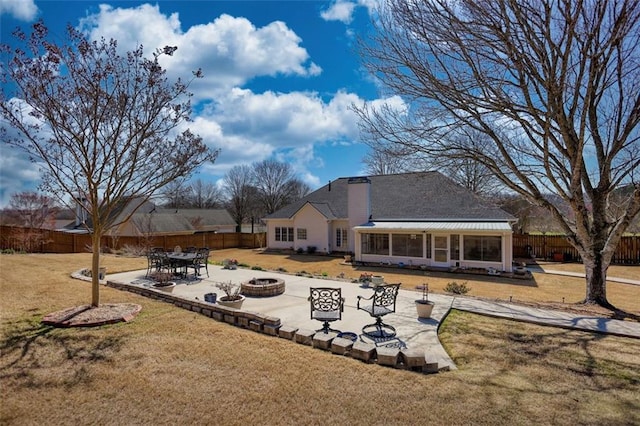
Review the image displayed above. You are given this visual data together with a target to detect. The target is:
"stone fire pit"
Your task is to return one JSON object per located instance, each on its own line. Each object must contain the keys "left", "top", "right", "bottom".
{"left": 241, "top": 277, "right": 286, "bottom": 297}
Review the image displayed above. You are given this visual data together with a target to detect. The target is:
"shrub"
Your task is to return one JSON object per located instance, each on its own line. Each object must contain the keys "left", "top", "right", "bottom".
{"left": 296, "top": 247, "right": 304, "bottom": 254}
{"left": 121, "top": 244, "right": 146, "bottom": 256}
{"left": 445, "top": 281, "right": 471, "bottom": 295}
{"left": 251, "top": 265, "right": 264, "bottom": 271}
{"left": 307, "top": 246, "right": 317, "bottom": 254}
{"left": 215, "top": 280, "right": 242, "bottom": 300}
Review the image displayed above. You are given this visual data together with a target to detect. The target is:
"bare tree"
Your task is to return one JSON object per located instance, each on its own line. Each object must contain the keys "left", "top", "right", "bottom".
{"left": 252, "top": 159, "right": 299, "bottom": 215}
{"left": 161, "top": 178, "right": 190, "bottom": 208}
{"left": 363, "top": 128, "right": 501, "bottom": 195}
{"left": 286, "top": 178, "right": 311, "bottom": 202}
{"left": 1, "top": 22, "right": 218, "bottom": 307}
{"left": 3, "top": 191, "right": 57, "bottom": 228}
{"left": 223, "top": 165, "right": 256, "bottom": 231}
{"left": 2, "top": 191, "right": 58, "bottom": 252}
{"left": 355, "top": 0, "right": 640, "bottom": 309}
{"left": 187, "top": 178, "right": 225, "bottom": 208}
{"left": 362, "top": 149, "right": 408, "bottom": 175}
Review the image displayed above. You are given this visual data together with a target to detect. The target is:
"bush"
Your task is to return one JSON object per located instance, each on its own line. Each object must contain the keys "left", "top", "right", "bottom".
{"left": 307, "top": 246, "right": 317, "bottom": 254}
{"left": 445, "top": 281, "right": 471, "bottom": 295}
{"left": 251, "top": 266, "right": 264, "bottom": 271}
{"left": 121, "top": 244, "right": 146, "bottom": 256}
{"left": 296, "top": 247, "right": 304, "bottom": 254}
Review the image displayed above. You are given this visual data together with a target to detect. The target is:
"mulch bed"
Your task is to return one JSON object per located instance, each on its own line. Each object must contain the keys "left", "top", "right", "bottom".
{"left": 41, "top": 303, "right": 142, "bottom": 328}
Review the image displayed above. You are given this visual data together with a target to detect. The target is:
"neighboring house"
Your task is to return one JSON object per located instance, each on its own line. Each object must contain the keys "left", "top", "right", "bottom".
{"left": 63, "top": 196, "right": 235, "bottom": 236}
{"left": 171, "top": 209, "right": 236, "bottom": 233}
{"left": 263, "top": 171, "right": 517, "bottom": 272}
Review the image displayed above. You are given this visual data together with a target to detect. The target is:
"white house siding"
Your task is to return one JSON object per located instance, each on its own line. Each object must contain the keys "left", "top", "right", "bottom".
{"left": 292, "top": 204, "right": 330, "bottom": 253}
{"left": 266, "top": 206, "right": 332, "bottom": 253}
{"left": 267, "top": 219, "right": 295, "bottom": 250}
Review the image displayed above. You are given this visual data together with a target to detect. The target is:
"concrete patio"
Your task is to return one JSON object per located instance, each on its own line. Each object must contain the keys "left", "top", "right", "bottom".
{"left": 109, "top": 265, "right": 457, "bottom": 372}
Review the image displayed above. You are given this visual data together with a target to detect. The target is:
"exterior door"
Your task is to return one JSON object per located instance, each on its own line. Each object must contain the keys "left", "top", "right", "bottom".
{"left": 433, "top": 235, "right": 449, "bottom": 268}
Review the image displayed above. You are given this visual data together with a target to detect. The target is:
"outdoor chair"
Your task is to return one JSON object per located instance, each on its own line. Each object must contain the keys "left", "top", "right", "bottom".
{"left": 357, "top": 283, "right": 401, "bottom": 339}
{"left": 309, "top": 287, "right": 344, "bottom": 334}
{"left": 146, "top": 250, "right": 169, "bottom": 277}
{"left": 146, "top": 251, "right": 157, "bottom": 277}
{"left": 188, "top": 248, "right": 210, "bottom": 278}
{"left": 184, "top": 246, "right": 197, "bottom": 253}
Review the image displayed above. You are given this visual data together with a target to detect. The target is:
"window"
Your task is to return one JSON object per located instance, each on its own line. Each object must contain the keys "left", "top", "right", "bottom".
{"left": 463, "top": 235, "right": 502, "bottom": 262}
{"left": 392, "top": 234, "right": 423, "bottom": 257}
{"left": 297, "top": 228, "right": 307, "bottom": 240}
{"left": 275, "top": 227, "right": 294, "bottom": 242}
{"left": 451, "top": 235, "right": 460, "bottom": 260}
{"left": 336, "top": 228, "right": 348, "bottom": 248}
{"left": 361, "top": 233, "right": 389, "bottom": 255}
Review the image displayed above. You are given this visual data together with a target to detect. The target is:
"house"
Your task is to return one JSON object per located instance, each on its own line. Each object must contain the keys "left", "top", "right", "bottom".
{"left": 263, "top": 171, "right": 517, "bottom": 272}
{"left": 63, "top": 196, "right": 236, "bottom": 236}
{"left": 170, "top": 209, "right": 236, "bottom": 233}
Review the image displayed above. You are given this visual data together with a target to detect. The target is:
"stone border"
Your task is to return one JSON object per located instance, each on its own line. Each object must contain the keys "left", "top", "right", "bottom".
{"left": 103, "top": 276, "right": 445, "bottom": 374}
{"left": 42, "top": 303, "right": 142, "bottom": 327}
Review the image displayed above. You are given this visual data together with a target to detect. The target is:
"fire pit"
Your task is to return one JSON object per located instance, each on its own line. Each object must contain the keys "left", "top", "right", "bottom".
{"left": 241, "top": 277, "right": 285, "bottom": 297}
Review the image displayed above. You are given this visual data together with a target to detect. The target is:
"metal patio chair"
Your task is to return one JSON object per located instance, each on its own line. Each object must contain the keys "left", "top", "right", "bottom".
{"left": 357, "top": 283, "right": 401, "bottom": 339}
{"left": 310, "top": 287, "right": 344, "bottom": 334}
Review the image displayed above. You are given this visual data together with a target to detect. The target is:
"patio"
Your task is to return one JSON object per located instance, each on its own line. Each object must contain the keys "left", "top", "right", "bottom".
{"left": 109, "top": 265, "right": 457, "bottom": 372}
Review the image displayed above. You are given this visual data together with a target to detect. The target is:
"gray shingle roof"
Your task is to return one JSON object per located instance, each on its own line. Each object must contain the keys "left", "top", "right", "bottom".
{"left": 130, "top": 212, "right": 195, "bottom": 234}
{"left": 169, "top": 209, "right": 235, "bottom": 227}
{"left": 265, "top": 171, "right": 514, "bottom": 222}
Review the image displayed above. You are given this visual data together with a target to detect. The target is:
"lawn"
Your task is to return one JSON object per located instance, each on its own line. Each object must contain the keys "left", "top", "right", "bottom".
{"left": 1, "top": 252, "right": 639, "bottom": 425}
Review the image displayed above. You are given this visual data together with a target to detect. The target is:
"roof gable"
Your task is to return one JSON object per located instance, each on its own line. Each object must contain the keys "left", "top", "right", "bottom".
{"left": 290, "top": 201, "right": 338, "bottom": 220}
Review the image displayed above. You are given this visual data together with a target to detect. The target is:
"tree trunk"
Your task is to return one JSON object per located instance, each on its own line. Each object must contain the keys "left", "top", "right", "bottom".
{"left": 582, "top": 251, "right": 613, "bottom": 309}
{"left": 91, "top": 232, "right": 101, "bottom": 307}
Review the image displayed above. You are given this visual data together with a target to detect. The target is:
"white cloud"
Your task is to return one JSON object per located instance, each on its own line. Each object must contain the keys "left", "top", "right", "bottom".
{"left": 0, "top": 0, "right": 38, "bottom": 21}
{"left": 206, "top": 88, "right": 360, "bottom": 145}
{"left": 320, "top": 0, "right": 380, "bottom": 24}
{"left": 0, "top": 148, "right": 42, "bottom": 208}
{"left": 368, "top": 95, "right": 407, "bottom": 114}
{"left": 78, "top": 5, "right": 321, "bottom": 98}
{"left": 321, "top": 0, "right": 357, "bottom": 24}
{"left": 186, "top": 88, "right": 364, "bottom": 183}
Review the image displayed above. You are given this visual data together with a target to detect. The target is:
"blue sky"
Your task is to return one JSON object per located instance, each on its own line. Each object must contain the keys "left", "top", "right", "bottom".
{"left": 0, "top": 0, "right": 402, "bottom": 207}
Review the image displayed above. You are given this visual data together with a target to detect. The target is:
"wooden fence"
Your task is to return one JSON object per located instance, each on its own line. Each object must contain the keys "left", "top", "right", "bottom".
{"left": 1, "top": 225, "right": 638, "bottom": 264}
{"left": 512, "top": 233, "right": 640, "bottom": 264}
{"left": 0, "top": 226, "right": 266, "bottom": 254}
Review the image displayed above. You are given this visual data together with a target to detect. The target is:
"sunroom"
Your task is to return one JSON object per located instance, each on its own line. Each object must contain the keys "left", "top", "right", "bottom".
{"left": 352, "top": 221, "right": 514, "bottom": 273}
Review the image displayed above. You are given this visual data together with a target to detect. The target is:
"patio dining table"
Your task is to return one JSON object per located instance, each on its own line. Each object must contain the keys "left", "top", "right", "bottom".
{"left": 167, "top": 252, "right": 198, "bottom": 277}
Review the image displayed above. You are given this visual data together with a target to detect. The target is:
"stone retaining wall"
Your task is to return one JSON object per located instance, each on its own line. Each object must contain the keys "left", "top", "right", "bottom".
{"left": 105, "top": 278, "right": 443, "bottom": 374}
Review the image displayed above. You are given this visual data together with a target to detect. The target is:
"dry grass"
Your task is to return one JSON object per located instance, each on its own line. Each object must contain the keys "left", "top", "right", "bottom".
{"left": 1, "top": 252, "right": 639, "bottom": 425}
